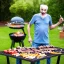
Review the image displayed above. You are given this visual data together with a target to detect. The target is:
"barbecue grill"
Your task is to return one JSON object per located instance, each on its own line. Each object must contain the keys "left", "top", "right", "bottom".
{"left": 9, "top": 33, "right": 26, "bottom": 42}
{"left": 8, "top": 16, "right": 26, "bottom": 49}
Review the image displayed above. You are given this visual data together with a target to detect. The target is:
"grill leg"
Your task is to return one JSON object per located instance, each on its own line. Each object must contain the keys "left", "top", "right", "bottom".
{"left": 13, "top": 41, "right": 15, "bottom": 47}
{"left": 11, "top": 40, "right": 15, "bottom": 49}
{"left": 19, "top": 42, "right": 21, "bottom": 46}
{"left": 21, "top": 41, "right": 24, "bottom": 47}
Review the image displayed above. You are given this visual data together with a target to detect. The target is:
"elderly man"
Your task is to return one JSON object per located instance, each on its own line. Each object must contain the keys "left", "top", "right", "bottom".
{"left": 27, "top": 4, "right": 63, "bottom": 64}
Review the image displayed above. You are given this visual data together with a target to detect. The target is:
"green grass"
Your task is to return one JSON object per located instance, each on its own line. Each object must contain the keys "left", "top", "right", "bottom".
{"left": 0, "top": 25, "right": 64, "bottom": 64}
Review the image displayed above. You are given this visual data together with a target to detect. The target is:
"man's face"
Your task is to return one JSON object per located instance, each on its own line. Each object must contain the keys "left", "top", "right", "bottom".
{"left": 40, "top": 8, "right": 47, "bottom": 14}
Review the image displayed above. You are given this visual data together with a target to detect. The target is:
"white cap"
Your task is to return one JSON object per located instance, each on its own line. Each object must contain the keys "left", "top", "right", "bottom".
{"left": 40, "top": 4, "right": 48, "bottom": 10}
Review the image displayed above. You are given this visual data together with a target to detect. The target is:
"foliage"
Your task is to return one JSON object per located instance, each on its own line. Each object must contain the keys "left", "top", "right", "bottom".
{"left": 48, "top": 0, "right": 64, "bottom": 24}
{"left": 0, "top": 0, "right": 12, "bottom": 21}
{"left": 10, "top": 0, "right": 33, "bottom": 21}
{"left": 1, "top": 0, "right": 64, "bottom": 23}
{"left": 9, "top": 0, "right": 47, "bottom": 21}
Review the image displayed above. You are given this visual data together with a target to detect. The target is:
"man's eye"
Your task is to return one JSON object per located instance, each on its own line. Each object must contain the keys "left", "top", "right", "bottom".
{"left": 41, "top": 9, "right": 43, "bottom": 10}
{"left": 41, "top": 9, "right": 46, "bottom": 11}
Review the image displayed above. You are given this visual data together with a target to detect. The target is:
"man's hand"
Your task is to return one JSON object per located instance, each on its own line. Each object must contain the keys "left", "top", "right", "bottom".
{"left": 28, "top": 37, "right": 32, "bottom": 44}
{"left": 49, "top": 15, "right": 64, "bottom": 29}
{"left": 59, "top": 15, "right": 64, "bottom": 24}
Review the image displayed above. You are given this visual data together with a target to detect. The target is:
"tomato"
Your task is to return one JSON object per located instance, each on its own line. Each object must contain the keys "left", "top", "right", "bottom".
{"left": 4, "top": 50, "right": 8, "bottom": 53}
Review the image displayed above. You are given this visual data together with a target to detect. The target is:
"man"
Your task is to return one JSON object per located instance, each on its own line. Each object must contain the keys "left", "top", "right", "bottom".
{"left": 27, "top": 4, "right": 64, "bottom": 64}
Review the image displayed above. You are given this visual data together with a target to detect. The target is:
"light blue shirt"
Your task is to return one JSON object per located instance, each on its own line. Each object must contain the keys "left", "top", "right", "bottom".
{"left": 29, "top": 13, "right": 52, "bottom": 45}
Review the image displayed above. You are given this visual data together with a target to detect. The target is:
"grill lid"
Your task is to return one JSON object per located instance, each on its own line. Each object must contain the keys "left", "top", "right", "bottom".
{"left": 10, "top": 16, "right": 24, "bottom": 25}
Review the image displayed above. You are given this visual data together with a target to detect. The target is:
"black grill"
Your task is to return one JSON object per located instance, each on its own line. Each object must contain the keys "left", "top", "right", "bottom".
{"left": 8, "top": 16, "right": 26, "bottom": 49}
{"left": 9, "top": 33, "right": 26, "bottom": 42}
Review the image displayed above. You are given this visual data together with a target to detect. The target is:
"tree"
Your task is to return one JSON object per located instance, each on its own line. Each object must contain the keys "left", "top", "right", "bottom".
{"left": 48, "top": 0, "right": 64, "bottom": 24}
{"left": 0, "top": 0, "right": 11, "bottom": 21}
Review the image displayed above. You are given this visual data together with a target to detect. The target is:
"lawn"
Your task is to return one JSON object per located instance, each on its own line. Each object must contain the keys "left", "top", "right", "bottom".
{"left": 0, "top": 25, "right": 64, "bottom": 64}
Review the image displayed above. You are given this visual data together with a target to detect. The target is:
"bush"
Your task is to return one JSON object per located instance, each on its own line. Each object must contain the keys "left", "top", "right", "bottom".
{"left": 9, "top": 0, "right": 34, "bottom": 21}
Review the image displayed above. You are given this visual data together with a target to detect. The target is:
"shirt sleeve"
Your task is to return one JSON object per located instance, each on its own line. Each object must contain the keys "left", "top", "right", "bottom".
{"left": 29, "top": 15, "right": 36, "bottom": 25}
{"left": 49, "top": 15, "right": 53, "bottom": 26}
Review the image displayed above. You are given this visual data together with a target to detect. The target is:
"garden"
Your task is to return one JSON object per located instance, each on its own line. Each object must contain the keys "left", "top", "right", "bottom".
{"left": 0, "top": 0, "right": 64, "bottom": 64}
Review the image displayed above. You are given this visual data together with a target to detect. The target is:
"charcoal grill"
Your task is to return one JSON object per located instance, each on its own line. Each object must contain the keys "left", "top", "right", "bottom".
{"left": 8, "top": 16, "right": 26, "bottom": 49}
{"left": 9, "top": 33, "right": 26, "bottom": 48}
{"left": 9, "top": 33, "right": 26, "bottom": 42}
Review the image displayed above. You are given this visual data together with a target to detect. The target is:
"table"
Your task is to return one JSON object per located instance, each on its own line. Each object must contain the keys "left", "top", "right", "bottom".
{"left": 0, "top": 47, "right": 64, "bottom": 64}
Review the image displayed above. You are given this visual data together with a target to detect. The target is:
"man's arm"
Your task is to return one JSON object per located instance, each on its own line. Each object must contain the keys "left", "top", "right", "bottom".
{"left": 49, "top": 15, "right": 64, "bottom": 30}
{"left": 27, "top": 23, "right": 32, "bottom": 44}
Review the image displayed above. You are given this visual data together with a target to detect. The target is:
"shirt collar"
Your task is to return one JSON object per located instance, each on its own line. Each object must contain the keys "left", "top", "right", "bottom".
{"left": 38, "top": 13, "right": 48, "bottom": 19}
